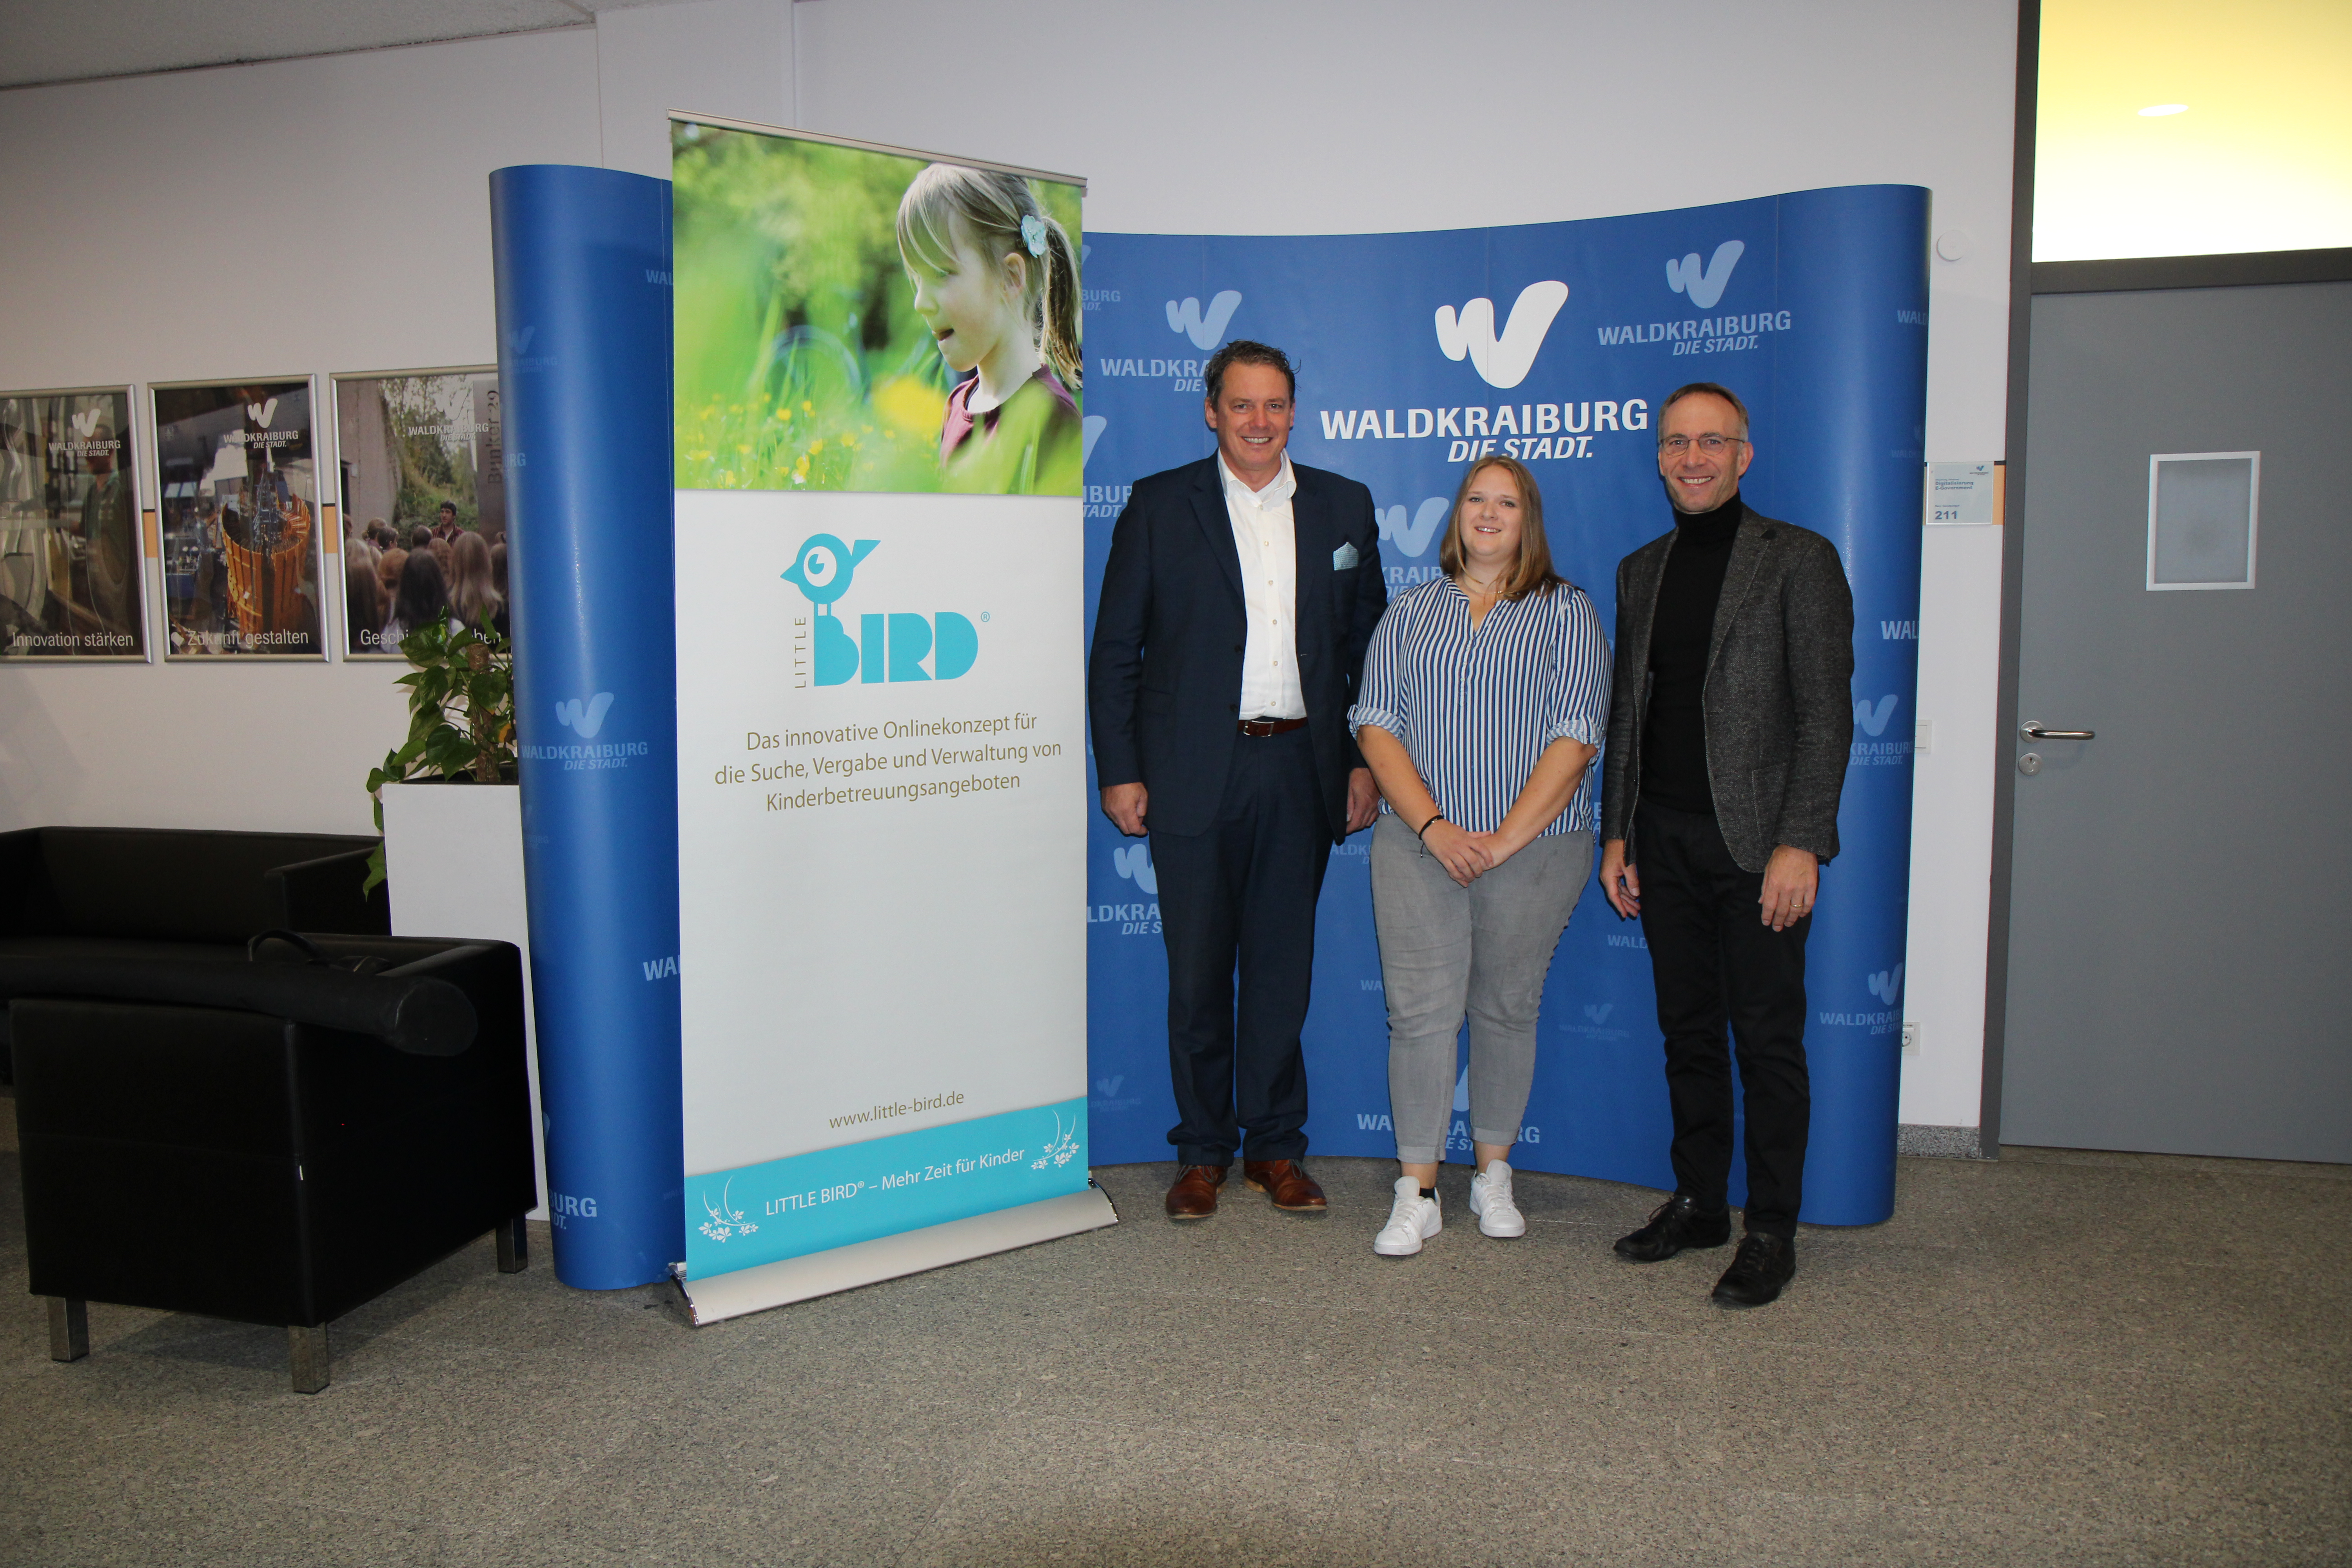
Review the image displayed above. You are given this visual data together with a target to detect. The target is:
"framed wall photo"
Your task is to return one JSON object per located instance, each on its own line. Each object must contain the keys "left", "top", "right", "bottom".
{"left": 332, "top": 367, "right": 508, "bottom": 660}
{"left": 0, "top": 385, "right": 148, "bottom": 661}
{"left": 152, "top": 377, "right": 325, "bottom": 660}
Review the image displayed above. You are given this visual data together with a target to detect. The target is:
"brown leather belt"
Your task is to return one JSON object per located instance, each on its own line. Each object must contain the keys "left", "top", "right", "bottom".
{"left": 1237, "top": 717, "right": 1308, "bottom": 737}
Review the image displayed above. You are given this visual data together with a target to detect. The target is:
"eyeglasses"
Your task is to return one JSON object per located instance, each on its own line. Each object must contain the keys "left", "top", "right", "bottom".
{"left": 1656, "top": 434, "right": 1747, "bottom": 456}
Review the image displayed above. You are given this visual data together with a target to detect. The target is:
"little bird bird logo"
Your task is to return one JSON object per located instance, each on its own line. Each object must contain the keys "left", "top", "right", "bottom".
{"left": 780, "top": 534, "right": 879, "bottom": 613}
{"left": 1433, "top": 281, "right": 1570, "bottom": 390}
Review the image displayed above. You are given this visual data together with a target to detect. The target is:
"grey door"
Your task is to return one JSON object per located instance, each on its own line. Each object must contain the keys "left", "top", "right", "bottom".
{"left": 2003, "top": 280, "right": 2352, "bottom": 1161}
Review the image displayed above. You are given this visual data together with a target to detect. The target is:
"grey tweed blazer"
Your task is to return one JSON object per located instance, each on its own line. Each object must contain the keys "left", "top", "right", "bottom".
{"left": 1600, "top": 504, "right": 1855, "bottom": 872}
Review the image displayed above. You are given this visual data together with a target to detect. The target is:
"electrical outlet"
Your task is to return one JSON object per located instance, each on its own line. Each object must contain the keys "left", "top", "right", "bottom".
{"left": 1901, "top": 1022, "right": 1921, "bottom": 1056}
{"left": 1915, "top": 719, "right": 1933, "bottom": 753}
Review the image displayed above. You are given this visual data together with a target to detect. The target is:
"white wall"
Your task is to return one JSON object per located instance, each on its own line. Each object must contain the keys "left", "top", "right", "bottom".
{"left": 0, "top": 0, "right": 2012, "bottom": 1127}
{"left": 598, "top": 0, "right": 792, "bottom": 179}
{"left": 0, "top": 27, "right": 603, "bottom": 835}
{"left": 788, "top": 0, "right": 2017, "bottom": 1129}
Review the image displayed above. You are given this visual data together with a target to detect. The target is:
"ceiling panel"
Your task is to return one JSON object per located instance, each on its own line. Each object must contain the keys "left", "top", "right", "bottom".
{"left": 0, "top": 0, "right": 700, "bottom": 90}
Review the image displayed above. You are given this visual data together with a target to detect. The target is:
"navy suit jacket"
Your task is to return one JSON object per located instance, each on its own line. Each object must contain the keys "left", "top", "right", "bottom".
{"left": 1089, "top": 456, "right": 1388, "bottom": 841}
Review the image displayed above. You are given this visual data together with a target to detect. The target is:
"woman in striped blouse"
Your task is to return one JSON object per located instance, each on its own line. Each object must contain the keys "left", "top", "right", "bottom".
{"left": 1348, "top": 454, "right": 1611, "bottom": 1258}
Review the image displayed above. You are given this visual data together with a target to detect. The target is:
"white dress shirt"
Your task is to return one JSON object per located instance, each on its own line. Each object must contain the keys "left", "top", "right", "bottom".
{"left": 1219, "top": 453, "right": 1307, "bottom": 720}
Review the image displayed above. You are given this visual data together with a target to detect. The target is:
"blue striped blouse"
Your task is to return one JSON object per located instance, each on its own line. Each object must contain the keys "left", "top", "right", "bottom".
{"left": 1348, "top": 577, "right": 1612, "bottom": 836}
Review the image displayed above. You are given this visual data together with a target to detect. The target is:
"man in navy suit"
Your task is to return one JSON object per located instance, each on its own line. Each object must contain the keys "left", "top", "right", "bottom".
{"left": 1090, "top": 340, "right": 1388, "bottom": 1220}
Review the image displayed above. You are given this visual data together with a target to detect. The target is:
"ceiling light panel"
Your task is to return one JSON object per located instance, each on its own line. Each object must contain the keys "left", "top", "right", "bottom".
{"left": 2037, "top": 0, "right": 2352, "bottom": 260}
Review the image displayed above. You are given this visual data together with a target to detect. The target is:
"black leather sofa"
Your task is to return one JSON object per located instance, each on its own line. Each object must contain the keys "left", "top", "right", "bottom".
{"left": 0, "top": 825, "right": 390, "bottom": 1083}
{"left": 1, "top": 829, "right": 534, "bottom": 1392}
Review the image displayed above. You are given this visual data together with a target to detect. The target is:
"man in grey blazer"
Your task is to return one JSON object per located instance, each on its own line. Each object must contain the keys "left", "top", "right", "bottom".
{"left": 1597, "top": 381, "right": 1853, "bottom": 1308}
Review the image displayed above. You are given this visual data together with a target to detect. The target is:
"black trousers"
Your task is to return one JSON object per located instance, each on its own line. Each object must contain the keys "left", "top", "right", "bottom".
{"left": 1634, "top": 799, "right": 1811, "bottom": 1236}
{"left": 1150, "top": 726, "right": 1331, "bottom": 1167}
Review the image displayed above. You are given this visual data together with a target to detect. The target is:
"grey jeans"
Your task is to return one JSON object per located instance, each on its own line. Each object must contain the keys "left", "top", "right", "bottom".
{"left": 1370, "top": 813, "right": 1592, "bottom": 1163}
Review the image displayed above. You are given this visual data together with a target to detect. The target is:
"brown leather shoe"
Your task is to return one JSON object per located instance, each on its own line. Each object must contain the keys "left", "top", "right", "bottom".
{"left": 1243, "top": 1159, "right": 1327, "bottom": 1211}
{"left": 1164, "top": 1164, "right": 1228, "bottom": 1219}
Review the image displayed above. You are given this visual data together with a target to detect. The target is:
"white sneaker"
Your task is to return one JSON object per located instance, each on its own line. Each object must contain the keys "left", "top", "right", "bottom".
{"left": 1468, "top": 1161, "right": 1526, "bottom": 1238}
{"left": 1373, "top": 1176, "right": 1442, "bottom": 1257}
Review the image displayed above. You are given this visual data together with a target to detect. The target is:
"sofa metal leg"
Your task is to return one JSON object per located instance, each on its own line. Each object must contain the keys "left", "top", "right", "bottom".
{"left": 288, "top": 1324, "right": 330, "bottom": 1394}
{"left": 495, "top": 1214, "right": 528, "bottom": 1274}
{"left": 47, "top": 1298, "right": 89, "bottom": 1363}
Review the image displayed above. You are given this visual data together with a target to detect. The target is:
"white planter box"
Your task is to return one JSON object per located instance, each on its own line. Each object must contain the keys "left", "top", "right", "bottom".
{"left": 378, "top": 780, "right": 547, "bottom": 1220}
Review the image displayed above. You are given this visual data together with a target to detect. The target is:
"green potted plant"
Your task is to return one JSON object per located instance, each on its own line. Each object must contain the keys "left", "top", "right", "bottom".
{"left": 364, "top": 618, "right": 515, "bottom": 891}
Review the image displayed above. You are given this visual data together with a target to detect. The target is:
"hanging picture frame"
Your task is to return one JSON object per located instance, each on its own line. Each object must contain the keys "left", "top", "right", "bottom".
{"left": 331, "top": 365, "right": 507, "bottom": 660}
{"left": 0, "top": 385, "right": 148, "bottom": 661}
{"left": 152, "top": 376, "right": 326, "bottom": 660}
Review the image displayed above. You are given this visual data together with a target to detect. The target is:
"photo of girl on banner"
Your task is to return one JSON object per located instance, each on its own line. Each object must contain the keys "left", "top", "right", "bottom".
{"left": 0, "top": 387, "right": 145, "bottom": 660}
{"left": 671, "top": 119, "right": 1082, "bottom": 496}
{"left": 333, "top": 368, "right": 507, "bottom": 660}
{"left": 154, "top": 377, "right": 323, "bottom": 659}
{"left": 895, "top": 163, "right": 1083, "bottom": 494}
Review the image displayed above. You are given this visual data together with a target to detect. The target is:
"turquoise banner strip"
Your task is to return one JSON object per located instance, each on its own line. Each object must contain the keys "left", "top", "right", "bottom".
{"left": 683, "top": 1097, "right": 1089, "bottom": 1279}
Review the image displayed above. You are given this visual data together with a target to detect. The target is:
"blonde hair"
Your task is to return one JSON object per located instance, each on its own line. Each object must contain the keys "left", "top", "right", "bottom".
{"left": 448, "top": 530, "right": 502, "bottom": 633}
{"left": 1437, "top": 454, "right": 1564, "bottom": 602}
{"left": 896, "top": 163, "right": 1082, "bottom": 393}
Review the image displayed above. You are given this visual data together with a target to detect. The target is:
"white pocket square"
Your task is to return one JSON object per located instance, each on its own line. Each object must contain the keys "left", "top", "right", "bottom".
{"left": 1332, "top": 541, "right": 1361, "bottom": 570}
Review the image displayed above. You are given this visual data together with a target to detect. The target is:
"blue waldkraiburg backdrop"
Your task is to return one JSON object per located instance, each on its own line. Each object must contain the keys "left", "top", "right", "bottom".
{"left": 1080, "top": 185, "right": 1928, "bottom": 1226}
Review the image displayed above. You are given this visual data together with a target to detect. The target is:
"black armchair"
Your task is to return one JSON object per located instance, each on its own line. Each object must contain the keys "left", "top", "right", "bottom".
{"left": 0, "top": 825, "right": 390, "bottom": 1083}
{"left": 8, "top": 933, "right": 535, "bottom": 1392}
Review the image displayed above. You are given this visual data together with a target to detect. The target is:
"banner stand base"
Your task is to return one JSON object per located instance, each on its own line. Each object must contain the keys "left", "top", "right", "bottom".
{"left": 678, "top": 1185, "right": 1119, "bottom": 1325}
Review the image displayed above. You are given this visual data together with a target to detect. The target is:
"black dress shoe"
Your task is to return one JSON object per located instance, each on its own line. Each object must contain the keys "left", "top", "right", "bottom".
{"left": 1613, "top": 1194, "right": 1732, "bottom": 1262}
{"left": 1711, "top": 1232, "right": 1796, "bottom": 1307}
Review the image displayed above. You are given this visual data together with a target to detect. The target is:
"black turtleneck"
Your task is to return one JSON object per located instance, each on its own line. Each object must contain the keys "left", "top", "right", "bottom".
{"left": 1641, "top": 493, "right": 1744, "bottom": 815}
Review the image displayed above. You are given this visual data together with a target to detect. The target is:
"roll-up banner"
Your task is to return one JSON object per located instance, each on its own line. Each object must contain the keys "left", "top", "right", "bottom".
{"left": 667, "top": 115, "right": 1113, "bottom": 1323}
{"left": 1082, "top": 187, "right": 1928, "bottom": 1226}
{"left": 491, "top": 165, "right": 685, "bottom": 1290}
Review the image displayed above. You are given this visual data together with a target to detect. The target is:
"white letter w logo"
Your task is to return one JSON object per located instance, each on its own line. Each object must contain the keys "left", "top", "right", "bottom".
{"left": 1433, "top": 281, "right": 1569, "bottom": 389}
{"left": 555, "top": 693, "right": 615, "bottom": 739}
{"left": 1112, "top": 844, "right": 1157, "bottom": 895}
{"left": 1666, "top": 241, "right": 1745, "bottom": 309}
{"left": 1165, "top": 291, "right": 1242, "bottom": 350}
{"left": 1377, "top": 498, "right": 1450, "bottom": 559}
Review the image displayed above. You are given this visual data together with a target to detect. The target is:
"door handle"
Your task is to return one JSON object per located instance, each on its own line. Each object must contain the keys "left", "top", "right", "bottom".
{"left": 2020, "top": 720, "right": 2095, "bottom": 741}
